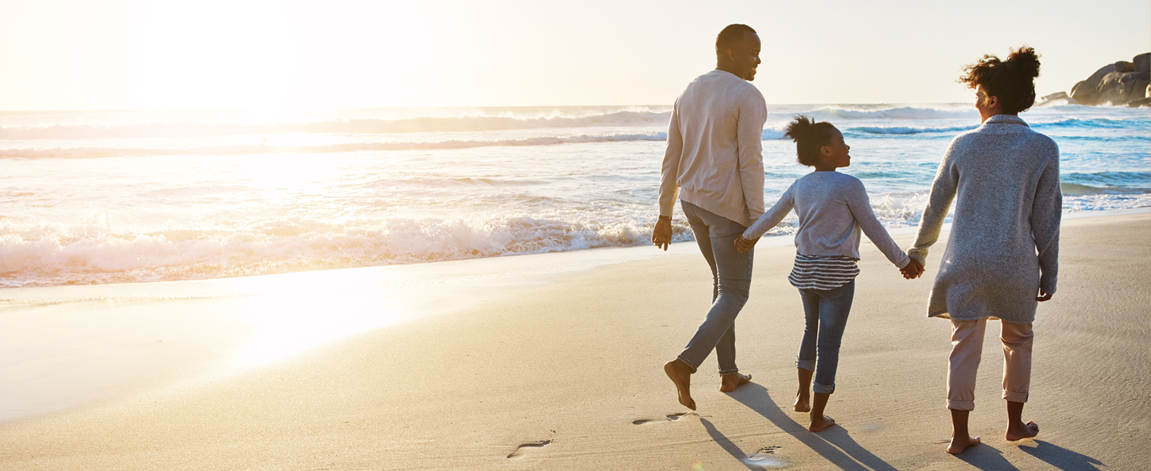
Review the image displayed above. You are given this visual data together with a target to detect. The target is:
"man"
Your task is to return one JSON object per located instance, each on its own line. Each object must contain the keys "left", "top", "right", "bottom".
{"left": 653, "top": 24, "right": 766, "bottom": 410}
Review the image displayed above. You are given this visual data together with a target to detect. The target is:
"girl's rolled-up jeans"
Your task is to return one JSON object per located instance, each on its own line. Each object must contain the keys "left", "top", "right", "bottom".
{"left": 796, "top": 280, "right": 855, "bottom": 394}
{"left": 676, "top": 201, "right": 754, "bottom": 375}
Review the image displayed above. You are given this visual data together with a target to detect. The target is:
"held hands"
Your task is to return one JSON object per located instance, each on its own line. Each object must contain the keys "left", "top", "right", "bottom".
{"left": 900, "top": 259, "right": 925, "bottom": 279}
{"left": 1036, "top": 291, "right": 1053, "bottom": 302}
{"left": 734, "top": 235, "right": 758, "bottom": 253}
{"left": 652, "top": 218, "right": 673, "bottom": 251}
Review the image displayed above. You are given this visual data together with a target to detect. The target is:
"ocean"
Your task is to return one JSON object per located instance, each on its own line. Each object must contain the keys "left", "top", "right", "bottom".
{"left": 1, "top": 104, "right": 1148, "bottom": 288}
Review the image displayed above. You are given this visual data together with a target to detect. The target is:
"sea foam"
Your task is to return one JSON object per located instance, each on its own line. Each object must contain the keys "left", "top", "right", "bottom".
{"left": 0, "top": 111, "right": 673, "bottom": 140}
{"left": 2, "top": 104, "right": 1145, "bottom": 288}
{"left": 0, "top": 190, "right": 938, "bottom": 288}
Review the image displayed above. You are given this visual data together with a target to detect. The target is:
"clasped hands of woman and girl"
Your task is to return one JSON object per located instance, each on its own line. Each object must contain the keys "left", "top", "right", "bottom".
{"left": 716, "top": 46, "right": 1055, "bottom": 455}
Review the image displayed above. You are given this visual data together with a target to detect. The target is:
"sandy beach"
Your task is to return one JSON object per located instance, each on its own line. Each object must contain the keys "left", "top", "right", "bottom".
{"left": 0, "top": 212, "right": 1147, "bottom": 470}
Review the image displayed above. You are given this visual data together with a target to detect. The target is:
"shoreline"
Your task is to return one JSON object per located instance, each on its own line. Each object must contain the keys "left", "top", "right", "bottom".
{"left": 0, "top": 210, "right": 1147, "bottom": 469}
{"left": 0, "top": 208, "right": 1145, "bottom": 425}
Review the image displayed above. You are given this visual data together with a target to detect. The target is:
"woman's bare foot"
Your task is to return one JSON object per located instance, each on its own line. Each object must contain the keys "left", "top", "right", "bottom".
{"left": 1005, "top": 402, "right": 1038, "bottom": 441}
{"left": 947, "top": 408, "right": 979, "bottom": 454}
{"left": 808, "top": 415, "right": 835, "bottom": 432}
{"left": 664, "top": 360, "right": 696, "bottom": 410}
{"left": 1005, "top": 420, "right": 1039, "bottom": 441}
{"left": 946, "top": 436, "right": 981, "bottom": 454}
{"left": 719, "top": 372, "right": 751, "bottom": 392}
{"left": 794, "top": 392, "right": 810, "bottom": 412}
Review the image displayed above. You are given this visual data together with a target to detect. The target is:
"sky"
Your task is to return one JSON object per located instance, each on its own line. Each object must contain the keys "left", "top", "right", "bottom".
{"left": 0, "top": 0, "right": 1148, "bottom": 110}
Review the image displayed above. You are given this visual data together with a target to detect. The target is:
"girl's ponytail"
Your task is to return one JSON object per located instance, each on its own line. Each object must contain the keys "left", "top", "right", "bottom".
{"left": 785, "top": 115, "right": 836, "bottom": 167}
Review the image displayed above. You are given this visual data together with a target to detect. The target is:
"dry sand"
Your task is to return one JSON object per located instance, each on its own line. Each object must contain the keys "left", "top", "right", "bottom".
{"left": 0, "top": 212, "right": 1147, "bottom": 470}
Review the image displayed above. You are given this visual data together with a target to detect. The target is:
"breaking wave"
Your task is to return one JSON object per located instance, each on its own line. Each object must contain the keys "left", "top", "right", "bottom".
{"left": 0, "top": 111, "right": 673, "bottom": 140}
{"left": 0, "top": 133, "right": 670, "bottom": 159}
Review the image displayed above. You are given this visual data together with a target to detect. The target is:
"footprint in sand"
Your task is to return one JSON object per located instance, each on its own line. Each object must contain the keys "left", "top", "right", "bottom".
{"left": 506, "top": 440, "right": 552, "bottom": 459}
{"left": 744, "top": 446, "right": 788, "bottom": 468}
{"left": 632, "top": 412, "right": 691, "bottom": 425}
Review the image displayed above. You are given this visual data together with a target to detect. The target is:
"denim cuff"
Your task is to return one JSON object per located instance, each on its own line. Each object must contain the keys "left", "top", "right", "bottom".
{"left": 948, "top": 399, "right": 975, "bottom": 411}
{"left": 718, "top": 368, "right": 739, "bottom": 376}
{"left": 676, "top": 355, "right": 699, "bottom": 374}
{"left": 796, "top": 359, "right": 816, "bottom": 371}
{"left": 813, "top": 382, "right": 835, "bottom": 394}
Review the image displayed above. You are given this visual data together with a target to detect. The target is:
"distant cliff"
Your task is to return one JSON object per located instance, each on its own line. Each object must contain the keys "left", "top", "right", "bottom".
{"left": 1053, "top": 53, "right": 1150, "bottom": 107}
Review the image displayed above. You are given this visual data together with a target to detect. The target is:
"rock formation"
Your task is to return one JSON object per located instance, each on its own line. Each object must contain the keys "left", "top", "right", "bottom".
{"left": 1068, "top": 53, "right": 1150, "bottom": 107}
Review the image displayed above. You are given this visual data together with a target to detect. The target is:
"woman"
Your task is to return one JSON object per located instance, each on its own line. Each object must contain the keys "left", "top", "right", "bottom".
{"left": 905, "top": 46, "right": 1061, "bottom": 455}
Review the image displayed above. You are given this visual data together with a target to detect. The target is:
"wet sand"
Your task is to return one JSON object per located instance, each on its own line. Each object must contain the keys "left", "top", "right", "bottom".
{"left": 0, "top": 212, "right": 1146, "bottom": 470}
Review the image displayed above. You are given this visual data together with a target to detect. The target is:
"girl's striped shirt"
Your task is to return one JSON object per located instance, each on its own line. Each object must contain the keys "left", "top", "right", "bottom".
{"left": 788, "top": 253, "right": 859, "bottom": 290}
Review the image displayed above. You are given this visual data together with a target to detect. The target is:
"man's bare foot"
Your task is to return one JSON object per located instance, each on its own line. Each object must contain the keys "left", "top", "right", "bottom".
{"left": 1005, "top": 421, "right": 1038, "bottom": 441}
{"left": 946, "top": 436, "right": 981, "bottom": 454}
{"left": 719, "top": 372, "right": 751, "bottom": 392}
{"left": 794, "top": 392, "right": 810, "bottom": 412}
{"left": 664, "top": 360, "right": 696, "bottom": 410}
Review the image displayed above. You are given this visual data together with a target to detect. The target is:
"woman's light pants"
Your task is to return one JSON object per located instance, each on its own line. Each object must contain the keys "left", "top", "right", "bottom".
{"left": 947, "top": 318, "right": 1033, "bottom": 410}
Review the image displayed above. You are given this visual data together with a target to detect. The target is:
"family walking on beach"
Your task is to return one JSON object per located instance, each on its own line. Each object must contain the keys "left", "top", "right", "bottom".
{"left": 652, "top": 24, "right": 1060, "bottom": 455}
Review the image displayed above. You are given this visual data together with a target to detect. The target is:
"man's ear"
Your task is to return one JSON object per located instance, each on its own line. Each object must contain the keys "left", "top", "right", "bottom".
{"left": 721, "top": 46, "right": 735, "bottom": 62}
{"left": 820, "top": 145, "right": 832, "bottom": 157}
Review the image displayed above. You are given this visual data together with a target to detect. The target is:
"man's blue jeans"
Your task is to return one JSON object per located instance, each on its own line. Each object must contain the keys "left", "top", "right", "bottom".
{"left": 676, "top": 201, "right": 754, "bottom": 375}
{"left": 796, "top": 280, "right": 855, "bottom": 394}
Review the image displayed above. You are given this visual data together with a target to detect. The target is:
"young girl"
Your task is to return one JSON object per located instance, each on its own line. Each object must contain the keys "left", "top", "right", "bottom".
{"left": 735, "top": 116, "right": 920, "bottom": 432}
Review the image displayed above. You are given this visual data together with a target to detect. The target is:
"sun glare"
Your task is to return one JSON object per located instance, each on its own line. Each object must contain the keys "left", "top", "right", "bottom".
{"left": 232, "top": 269, "right": 409, "bottom": 368}
{"left": 133, "top": 0, "right": 294, "bottom": 110}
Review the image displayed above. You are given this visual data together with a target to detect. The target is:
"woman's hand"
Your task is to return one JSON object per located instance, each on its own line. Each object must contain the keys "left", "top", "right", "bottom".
{"left": 734, "top": 235, "right": 758, "bottom": 253}
{"left": 900, "top": 259, "right": 925, "bottom": 279}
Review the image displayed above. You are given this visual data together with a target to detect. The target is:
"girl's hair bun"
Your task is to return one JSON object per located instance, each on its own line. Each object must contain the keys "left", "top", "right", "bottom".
{"left": 785, "top": 115, "right": 837, "bottom": 167}
{"left": 785, "top": 115, "right": 816, "bottom": 141}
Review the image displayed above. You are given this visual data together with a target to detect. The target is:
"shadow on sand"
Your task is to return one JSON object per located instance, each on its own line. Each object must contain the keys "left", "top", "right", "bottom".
{"left": 1017, "top": 440, "right": 1104, "bottom": 471}
{"left": 951, "top": 442, "right": 1021, "bottom": 470}
{"left": 699, "top": 418, "right": 762, "bottom": 470}
{"left": 719, "top": 383, "right": 898, "bottom": 471}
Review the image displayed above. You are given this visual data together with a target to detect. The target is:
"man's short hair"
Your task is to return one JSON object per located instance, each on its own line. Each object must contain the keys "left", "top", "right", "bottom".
{"left": 716, "top": 24, "right": 757, "bottom": 52}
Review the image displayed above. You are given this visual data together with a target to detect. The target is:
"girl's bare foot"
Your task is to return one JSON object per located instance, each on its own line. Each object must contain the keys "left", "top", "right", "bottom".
{"left": 946, "top": 436, "right": 981, "bottom": 454}
{"left": 663, "top": 360, "right": 696, "bottom": 410}
{"left": 719, "top": 372, "right": 751, "bottom": 392}
{"left": 794, "top": 368, "right": 813, "bottom": 412}
{"left": 794, "top": 392, "right": 810, "bottom": 412}
{"left": 808, "top": 415, "right": 835, "bottom": 432}
{"left": 1005, "top": 420, "right": 1038, "bottom": 441}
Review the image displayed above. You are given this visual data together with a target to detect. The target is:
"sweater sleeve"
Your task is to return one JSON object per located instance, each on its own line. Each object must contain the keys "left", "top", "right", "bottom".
{"left": 1031, "top": 144, "right": 1062, "bottom": 295}
{"left": 908, "top": 139, "right": 960, "bottom": 264}
{"left": 737, "top": 92, "right": 768, "bottom": 221}
{"left": 846, "top": 179, "right": 910, "bottom": 268}
{"left": 742, "top": 184, "right": 794, "bottom": 239}
{"left": 657, "top": 102, "right": 683, "bottom": 218}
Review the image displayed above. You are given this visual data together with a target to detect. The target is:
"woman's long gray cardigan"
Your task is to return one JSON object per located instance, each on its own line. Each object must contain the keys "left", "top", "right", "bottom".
{"left": 908, "top": 114, "right": 1061, "bottom": 324}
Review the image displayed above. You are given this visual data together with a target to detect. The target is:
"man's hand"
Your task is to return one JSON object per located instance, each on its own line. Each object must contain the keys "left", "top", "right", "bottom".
{"left": 900, "top": 259, "right": 925, "bottom": 279}
{"left": 734, "top": 235, "right": 758, "bottom": 253}
{"left": 1036, "top": 291, "right": 1053, "bottom": 302}
{"left": 652, "top": 218, "right": 673, "bottom": 251}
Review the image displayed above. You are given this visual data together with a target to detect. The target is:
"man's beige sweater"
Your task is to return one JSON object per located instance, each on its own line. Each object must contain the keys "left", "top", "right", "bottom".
{"left": 659, "top": 70, "right": 767, "bottom": 227}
